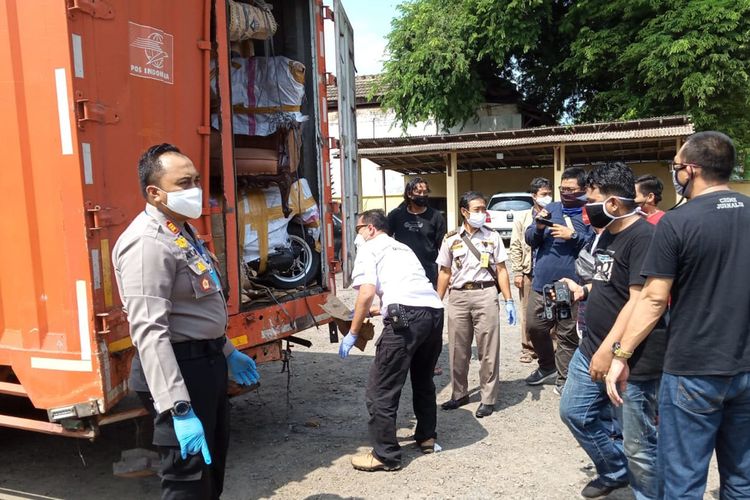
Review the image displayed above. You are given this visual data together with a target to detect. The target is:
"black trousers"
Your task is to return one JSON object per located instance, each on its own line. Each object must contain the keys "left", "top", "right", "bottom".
{"left": 525, "top": 289, "right": 579, "bottom": 385}
{"left": 365, "top": 306, "right": 444, "bottom": 466}
{"left": 137, "top": 339, "right": 230, "bottom": 500}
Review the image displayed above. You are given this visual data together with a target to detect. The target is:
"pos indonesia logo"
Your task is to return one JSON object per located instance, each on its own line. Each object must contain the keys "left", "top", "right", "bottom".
{"left": 129, "top": 22, "right": 174, "bottom": 84}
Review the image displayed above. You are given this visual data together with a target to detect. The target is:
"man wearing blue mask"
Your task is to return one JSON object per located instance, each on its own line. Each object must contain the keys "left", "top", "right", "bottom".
{"left": 558, "top": 162, "right": 667, "bottom": 499}
{"left": 524, "top": 167, "right": 594, "bottom": 394}
{"left": 113, "top": 144, "right": 259, "bottom": 499}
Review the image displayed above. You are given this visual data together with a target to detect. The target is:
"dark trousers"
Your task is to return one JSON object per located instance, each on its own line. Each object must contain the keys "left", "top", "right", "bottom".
{"left": 526, "top": 289, "right": 579, "bottom": 385}
{"left": 137, "top": 340, "right": 230, "bottom": 500}
{"left": 365, "top": 306, "right": 444, "bottom": 466}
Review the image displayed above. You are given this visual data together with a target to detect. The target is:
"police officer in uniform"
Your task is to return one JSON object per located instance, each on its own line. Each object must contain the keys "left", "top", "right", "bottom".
{"left": 339, "top": 209, "right": 444, "bottom": 472}
{"left": 436, "top": 192, "right": 517, "bottom": 418}
{"left": 113, "top": 144, "right": 260, "bottom": 499}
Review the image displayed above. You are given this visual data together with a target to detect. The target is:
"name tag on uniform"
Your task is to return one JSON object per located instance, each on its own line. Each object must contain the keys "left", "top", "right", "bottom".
{"left": 480, "top": 253, "right": 490, "bottom": 268}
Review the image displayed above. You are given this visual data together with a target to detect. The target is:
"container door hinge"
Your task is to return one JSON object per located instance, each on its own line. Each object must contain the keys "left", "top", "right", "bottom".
{"left": 67, "top": 0, "right": 115, "bottom": 19}
{"left": 76, "top": 99, "right": 120, "bottom": 128}
{"left": 95, "top": 309, "right": 126, "bottom": 335}
{"left": 85, "top": 202, "right": 125, "bottom": 234}
{"left": 322, "top": 5, "right": 334, "bottom": 21}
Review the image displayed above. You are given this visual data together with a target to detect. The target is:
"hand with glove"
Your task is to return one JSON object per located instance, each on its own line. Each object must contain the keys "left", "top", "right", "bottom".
{"left": 505, "top": 300, "right": 517, "bottom": 326}
{"left": 227, "top": 349, "right": 260, "bottom": 386}
{"left": 338, "top": 331, "right": 358, "bottom": 359}
{"left": 173, "top": 409, "right": 212, "bottom": 464}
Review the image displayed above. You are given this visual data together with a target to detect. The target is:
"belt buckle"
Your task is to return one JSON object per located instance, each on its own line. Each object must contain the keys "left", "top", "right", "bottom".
{"left": 465, "top": 283, "right": 475, "bottom": 290}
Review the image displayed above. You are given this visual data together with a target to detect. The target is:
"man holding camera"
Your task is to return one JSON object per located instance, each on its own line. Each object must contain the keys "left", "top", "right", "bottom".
{"left": 436, "top": 192, "right": 516, "bottom": 419}
{"left": 559, "top": 162, "right": 666, "bottom": 499}
{"left": 339, "top": 209, "right": 444, "bottom": 472}
{"left": 524, "top": 167, "right": 593, "bottom": 392}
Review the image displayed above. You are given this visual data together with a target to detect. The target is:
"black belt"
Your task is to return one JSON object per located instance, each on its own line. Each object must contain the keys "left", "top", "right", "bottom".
{"left": 454, "top": 281, "right": 496, "bottom": 291}
{"left": 172, "top": 337, "right": 226, "bottom": 361}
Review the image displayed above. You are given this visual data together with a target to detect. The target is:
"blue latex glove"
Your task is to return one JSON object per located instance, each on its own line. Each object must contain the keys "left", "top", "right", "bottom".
{"left": 227, "top": 350, "right": 260, "bottom": 386}
{"left": 173, "top": 409, "right": 212, "bottom": 464}
{"left": 505, "top": 301, "right": 517, "bottom": 326}
{"left": 338, "top": 332, "right": 358, "bottom": 359}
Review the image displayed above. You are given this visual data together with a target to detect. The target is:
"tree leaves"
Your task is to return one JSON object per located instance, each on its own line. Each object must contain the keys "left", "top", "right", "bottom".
{"left": 380, "top": 0, "right": 750, "bottom": 160}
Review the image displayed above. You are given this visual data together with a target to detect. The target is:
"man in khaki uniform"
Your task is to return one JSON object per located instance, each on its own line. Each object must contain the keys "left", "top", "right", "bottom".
{"left": 509, "top": 177, "right": 552, "bottom": 363}
{"left": 113, "top": 143, "right": 259, "bottom": 500}
{"left": 437, "top": 191, "right": 516, "bottom": 418}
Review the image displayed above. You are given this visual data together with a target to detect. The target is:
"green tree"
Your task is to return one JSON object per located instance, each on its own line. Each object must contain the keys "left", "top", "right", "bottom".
{"left": 380, "top": 0, "right": 750, "bottom": 163}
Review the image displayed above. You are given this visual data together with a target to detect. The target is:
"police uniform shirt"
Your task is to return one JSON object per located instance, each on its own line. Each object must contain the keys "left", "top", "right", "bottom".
{"left": 436, "top": 225, "right": 508, "bottom": 289}
{"left": 351, "top": 233, "right": 444, "bottom": 315}
{"left": 112, "top": 204, "right": 233, "bottom": 413}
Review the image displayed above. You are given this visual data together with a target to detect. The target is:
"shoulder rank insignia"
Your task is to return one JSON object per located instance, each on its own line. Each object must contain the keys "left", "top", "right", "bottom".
{"left": 165, "top": 220, "right": 180, "bottom": 235}
{"left": 444, "top": 228, "right": 458, "bottom": 240}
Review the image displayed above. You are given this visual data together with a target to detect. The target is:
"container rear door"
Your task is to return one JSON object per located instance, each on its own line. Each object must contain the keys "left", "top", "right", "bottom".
{"left": 65, "top": 0, "right": 212, "bottom": 408}
{"left": 333, "top": 0, "right": 358, "bottom": 288}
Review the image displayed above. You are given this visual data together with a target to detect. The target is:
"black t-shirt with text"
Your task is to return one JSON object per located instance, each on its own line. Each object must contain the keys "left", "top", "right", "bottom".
{"left": 641, "top": 191, "right": 750, "bottom": 376}
{"left": 580, "top": 218, "right": 666, "bottom": 379}
{"left": 387, "top": 203, "right": 447, "bottom": 285}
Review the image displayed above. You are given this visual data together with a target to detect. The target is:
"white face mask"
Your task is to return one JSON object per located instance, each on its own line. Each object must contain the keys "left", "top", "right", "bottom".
{"left": 354, "top": 234, "right": 366, "bottom": 249}
{"left": 465, "top": 211, "right": 486, "bottom": 228}
{"left": 536, "top": 195, "right": 552, "bottom": 208}
{"left": 161, "top": 187, "right": 203, "bottom": 219}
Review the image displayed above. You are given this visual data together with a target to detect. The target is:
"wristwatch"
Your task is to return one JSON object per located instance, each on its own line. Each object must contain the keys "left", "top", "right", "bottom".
{"left": 570, "top": 231, "right": 579, "bottom": 241}
{"left": 611, "top": 341, "right": 633, "bottom": 359}
{"left": 171, "top": 400, "right": 191, "bottom": 417}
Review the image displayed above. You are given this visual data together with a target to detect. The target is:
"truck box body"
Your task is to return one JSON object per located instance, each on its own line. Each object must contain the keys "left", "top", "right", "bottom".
{"left": 0, "top": 0, "right": 356, "bottom": 437}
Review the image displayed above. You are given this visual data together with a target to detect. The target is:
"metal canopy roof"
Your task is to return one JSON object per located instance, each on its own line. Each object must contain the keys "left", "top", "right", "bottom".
{"left": 358, "top": 115, "right": 694, "bottom": 174}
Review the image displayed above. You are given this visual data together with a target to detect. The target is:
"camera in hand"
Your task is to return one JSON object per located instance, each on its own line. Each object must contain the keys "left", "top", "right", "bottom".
{"left": 542, "top": 281, "right": 573, "bottom": 321}
{"left": 536, "top": 217, "right": 555, "bottom": 227}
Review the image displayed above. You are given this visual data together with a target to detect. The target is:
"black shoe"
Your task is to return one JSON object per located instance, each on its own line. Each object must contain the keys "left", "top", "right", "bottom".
{"left": 581, "top": 477, "right": 628, "bottom": 498}
{"left": 525, "top": 368, "right": 557, "bottom": 386}
{"left": 441, "top": 396, "right": 470, "bottom": 410}
{"left": 475, "top": 403, "right": 494, "bottom": 418}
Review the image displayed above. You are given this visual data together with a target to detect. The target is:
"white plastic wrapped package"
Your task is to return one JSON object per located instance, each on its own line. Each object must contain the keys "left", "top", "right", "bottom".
{"left": 212, "top": 56, "right": 307, "bottom": 137}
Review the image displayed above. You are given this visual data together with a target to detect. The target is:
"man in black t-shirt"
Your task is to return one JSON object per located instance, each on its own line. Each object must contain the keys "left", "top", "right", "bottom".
{"left": 387, "top": 177, "right": 447, "bottom": 287}
{"left": 606, "top": 131, "right": 750, "bottom": 499}
{"left": 559, "top": 162, "right": 666, "bottom": 499}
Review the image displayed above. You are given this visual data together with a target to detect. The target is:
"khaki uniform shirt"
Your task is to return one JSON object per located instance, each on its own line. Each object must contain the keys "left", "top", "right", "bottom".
{"left": 436, "top": 225, "right": 508, "bottom": 289}
{"left": 509, "top": 208, "right": 534, "bottom": 275}
{"left": 112, "top": 204, "right": 232, "bottom": 413}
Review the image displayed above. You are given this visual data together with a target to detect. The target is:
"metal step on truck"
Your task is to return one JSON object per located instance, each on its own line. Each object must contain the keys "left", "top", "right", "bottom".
{"left": 0, "top": 0, "right": 360, "bottom": 438}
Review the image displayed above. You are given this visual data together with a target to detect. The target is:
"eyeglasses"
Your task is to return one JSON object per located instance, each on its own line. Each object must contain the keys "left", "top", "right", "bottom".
{"left": 670, "top": 161, "right": 701, "bottom": 172}
{"left": 355, "top": 224, "right": 369, "bottom": 232}
{"left": 412, "top": 189, "right": 430, "bottom": 195}
{"left": 559, "top": 187, "right": 580, "bottom": 194}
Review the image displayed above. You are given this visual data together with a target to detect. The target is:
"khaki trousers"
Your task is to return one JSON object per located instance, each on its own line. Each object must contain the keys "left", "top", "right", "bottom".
{"left": 447, "top": 286, "right": 500, "bottom": 405}
{"left": 519, "top": 274, "right": 534, "bottom": 353}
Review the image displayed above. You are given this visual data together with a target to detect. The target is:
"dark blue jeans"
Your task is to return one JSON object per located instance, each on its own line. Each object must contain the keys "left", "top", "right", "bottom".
{"left": 659, "top": 372, "right": 750, "bottom": 499}
{"left": 560, "top": 349, "right": 628, "bottom": 486}
{"left": 622, "top": 378, "right": 660, "bottom": 500}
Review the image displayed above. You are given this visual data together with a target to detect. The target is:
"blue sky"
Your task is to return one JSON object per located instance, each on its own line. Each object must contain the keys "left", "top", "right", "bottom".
{"left": 324, "top": 0, "right": 402, "bottom": 75}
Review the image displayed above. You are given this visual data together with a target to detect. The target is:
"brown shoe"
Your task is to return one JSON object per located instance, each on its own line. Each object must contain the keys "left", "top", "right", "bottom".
{"left": 417, "top": 438, "right": 435, "bottom": 454}
{"left": 519, "top": 351, "right": 535, "bottom": 363}
{"left": 351, "top": 451, "right": 401, "bottom": 472}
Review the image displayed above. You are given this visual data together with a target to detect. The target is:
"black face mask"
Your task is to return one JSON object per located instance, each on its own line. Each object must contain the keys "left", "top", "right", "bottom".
{"left": 561, "top": 191, "right": 587, "bottom": 208}
{"left": 584, "top": 202, "right": 613, "bottom": 229}
{"left": 411, "top": 195, "right": 429, "bottom": 207}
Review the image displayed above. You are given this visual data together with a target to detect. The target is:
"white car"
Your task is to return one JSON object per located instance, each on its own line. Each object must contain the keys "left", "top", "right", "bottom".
{"left": 486, "top": 192, "right": 535, "bottom": 242}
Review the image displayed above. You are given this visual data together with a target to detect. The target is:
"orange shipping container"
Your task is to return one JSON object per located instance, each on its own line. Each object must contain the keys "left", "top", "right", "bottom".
{"left": 0, "top": 0, "right": 359, "bottom": 437}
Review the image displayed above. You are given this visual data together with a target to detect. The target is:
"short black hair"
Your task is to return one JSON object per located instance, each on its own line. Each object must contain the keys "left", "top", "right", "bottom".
{"left": 358, "top": 209, "right": 389, "bottom": 232}
{"left": 635, "top": 174, "right": 663, "bottom": 204}
{"left": 403, "top": 177, "right": 430, "bottom": 201}
{"left": 586, "top": 162, "right": 636, "bottom": 199}
{"left": 459, "top": 191, "right": 486, "bottom": 211}
{"left": 529, "top": 177, "right": 552, "bottom": 195}
{"left": 138, "top": 143, "right": 182, "bottom": 198}
{"left": 561, "top": 167, "right": 587, "bottom": 188}
{"left": 681, "top": 131, "right": 736, "bottom": 182}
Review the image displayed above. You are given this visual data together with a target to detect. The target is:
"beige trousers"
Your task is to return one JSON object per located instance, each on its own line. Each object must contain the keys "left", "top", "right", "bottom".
{"left": 447, "top": 286, "right": 500, "bottom": 405}
{"left": 519, "top": 274, "right": 535, "bottom": 353}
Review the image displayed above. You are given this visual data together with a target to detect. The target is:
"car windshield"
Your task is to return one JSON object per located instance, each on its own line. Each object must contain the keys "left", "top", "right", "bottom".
{"left": 488, "top": 197, "right": 533, "bottom": 211}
